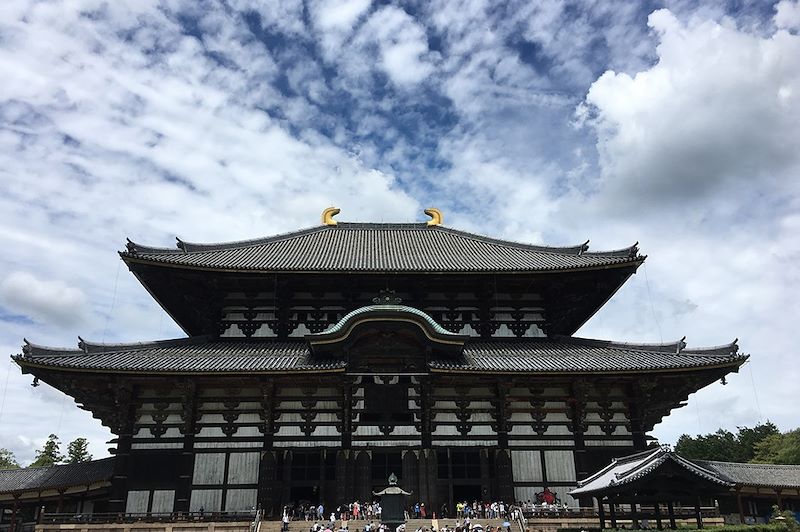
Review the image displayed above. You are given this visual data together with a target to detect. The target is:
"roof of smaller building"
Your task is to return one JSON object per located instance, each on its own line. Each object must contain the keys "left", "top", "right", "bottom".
{"left": 122, "top": 222, "right": 643, "bottom": 273}
{"left": 0, "top": 458, "right": 114, "bottom": 495}
{"left": 693, "top": 460, "right": 800, "bottom": 489}
{"left": 570, "top": 447, "right": 732, "bottom": 497}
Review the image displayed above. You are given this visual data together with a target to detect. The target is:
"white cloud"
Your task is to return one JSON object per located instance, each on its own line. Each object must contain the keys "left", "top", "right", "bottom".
{"left": 0, "top": 271, "right": 89, "bottom": 327}
{"left": 775, "top": 0, "right": 800, "bottom": 30}
{"left": 0, "top": 0, "right": 797, "bottom": 463}
{"left": 358, "top": 6, "right": 435, "bottom": 87}
{"left": 309, "top": 0, "right": 372, "bottom": 60}
{"left": 579, "top": 8, "right": 800, "bottom": 205}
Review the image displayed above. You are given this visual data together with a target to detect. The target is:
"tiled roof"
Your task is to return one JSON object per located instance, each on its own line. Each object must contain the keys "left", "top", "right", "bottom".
{"left": 431, "top": 337, "right": 746, "bottom": 373}
{"left": 122, "top": 223, "right": 643, "bottom": 273}
{"left": 15, "top": 335, "right": 745, "bottom": 375}
{"left": 693, "top": 460, "right": 800, "bottom": 489}
{"left": 18, "top": 337, "right": 344, "bottom": 373}
{"left": 0, "top": 458, "right": 114, "bottom": 495}
{"left": 571, "top": 448, "right": 731, "bottom": 496}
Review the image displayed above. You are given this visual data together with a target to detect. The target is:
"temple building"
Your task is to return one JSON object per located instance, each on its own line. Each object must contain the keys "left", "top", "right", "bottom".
{"left": 13, "top": 208, "right": 747, "bottom": 518}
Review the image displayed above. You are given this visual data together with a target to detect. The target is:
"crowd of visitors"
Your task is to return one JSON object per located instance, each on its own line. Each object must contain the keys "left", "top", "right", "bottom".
{"left": 284, "top": 489, "right": 573, "bottom": 532}
{"left": 285, "top": 501, "right": 384, "bottom": 523}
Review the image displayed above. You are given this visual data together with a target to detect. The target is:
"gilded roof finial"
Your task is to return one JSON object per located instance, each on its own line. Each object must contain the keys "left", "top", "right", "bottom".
{"left": 322, "top": 206, "right": 340, "bottom": 226}
{"left": 424, "top": 208, "right": 442, "bottom": 226}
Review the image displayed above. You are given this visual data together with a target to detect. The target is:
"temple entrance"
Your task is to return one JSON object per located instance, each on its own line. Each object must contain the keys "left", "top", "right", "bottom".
{"left": 452, "top": 484, "right": 482, "bottom": 503}
{"left": 289, "top": 486, "right": 317, "bottom": 505}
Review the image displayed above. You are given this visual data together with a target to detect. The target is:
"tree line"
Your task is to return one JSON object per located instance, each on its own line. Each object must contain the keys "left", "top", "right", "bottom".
{"left": 674, "top": 421, "right": 800, "bottom": 464}
{"left": 0, "top": 435, "right": 92, "bottom": 469}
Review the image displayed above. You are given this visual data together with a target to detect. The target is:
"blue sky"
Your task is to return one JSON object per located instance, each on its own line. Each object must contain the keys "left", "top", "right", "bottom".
{"left": 1, "top": 0, "right": 799, "bottom": 464}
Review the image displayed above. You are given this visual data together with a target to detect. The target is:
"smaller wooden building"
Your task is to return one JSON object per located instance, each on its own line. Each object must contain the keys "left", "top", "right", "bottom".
{"left": 571, "top": 447, "right": 800, "bottom": 528}
{"left": 0, "top": 459, "right": 113, "bottom": 530}
{"left": 695, "top": 460, "right": 800, "bottom": 523}
{"left": 570, "top": 447, "right": 730, "bottom": 529}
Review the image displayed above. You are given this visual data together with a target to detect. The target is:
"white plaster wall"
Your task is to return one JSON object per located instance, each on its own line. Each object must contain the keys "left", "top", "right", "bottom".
{"left": 225, "top": 489, "right": 258, "bottom": 511}
{"left": 190, "top": 489, "right": 223, "bottom": 512}
{"left": 227, "top": 452, "right": 259, "bottom": 484}
{"left": 544, "top": 450, "right": 576, "bottom": 482}
{"left": 550, "top": 487, "right": 577, "bottom": 507}
{"left": 585, "top": 440, "right": 634, "bottom": 447}
{"left": 192, "top": 453, "right": 225, "bottom": 485}
{"left": 151, "top": 490, "right": 175, "bottom": 513}
{"left": 131, "top": 442, "right": 183, "bottom": 450}
{"left": 514, "top": 486, "right": 543, "bottom": 503}
{"left": 195, "top": 441, "right": 262, "bottom": 449}
{"left": 511, "top": 450, "right": 543, "bottom": 482}
{"left": 354, "top": 425, "right": 419, "bottom": 436}
{"left": 125, "top": 491, "right": 149, "bottom": 513}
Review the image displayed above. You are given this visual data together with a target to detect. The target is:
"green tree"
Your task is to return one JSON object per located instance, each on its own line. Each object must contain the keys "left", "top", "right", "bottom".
{"left": 737, "top": 421, "right": 780, "bottom": 461}
{"left": 752, "top": 429, "right": 800, "bottom": 465}
{"left": 30, "top": 434, "right": 65, "bottom": 467}
{"left": 674, "top": 422, "right": 779, "bottom": 462}
{"left": 0, "top": 448, "right": 20, "bottom": 469}
{"left": 66, "top": 437, "right": 92, "bottom": 463}
{"left": 675, "top": 429, "right": 740, "bottom": 461}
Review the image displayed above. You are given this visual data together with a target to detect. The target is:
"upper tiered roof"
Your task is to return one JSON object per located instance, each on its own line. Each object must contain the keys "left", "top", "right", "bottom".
{"left": 122, "top": 222, "right": 643, "bottom": 273}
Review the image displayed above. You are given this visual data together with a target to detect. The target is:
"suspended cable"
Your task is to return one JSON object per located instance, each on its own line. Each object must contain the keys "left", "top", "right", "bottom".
{"left": 0, "top": 359, "right": 12, "bottom": 425}
{"left": 747, "top": 362, "right": 763, "bottom": 423}
{"left": 642, "top": 263, "right": 663, "bottom": 344}
{"left": 101, "top": 260, "right": 122, "bottom": 346}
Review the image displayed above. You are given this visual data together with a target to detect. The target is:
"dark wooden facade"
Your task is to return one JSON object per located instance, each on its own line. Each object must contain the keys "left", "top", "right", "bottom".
{"left": 15, "top": 218, "right": 747, "bottom": 518}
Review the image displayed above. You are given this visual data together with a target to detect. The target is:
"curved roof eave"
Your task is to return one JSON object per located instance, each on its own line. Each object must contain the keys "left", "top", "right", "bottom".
{"left": 307, "top": 304, "right": 469, "bottom": 346}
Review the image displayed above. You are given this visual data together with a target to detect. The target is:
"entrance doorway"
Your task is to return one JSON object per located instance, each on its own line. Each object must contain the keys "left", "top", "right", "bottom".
{"left": 452, "top": 484, "right": 483, "bottom": 504}
{"left": 289, "top": 486, "right": 317, "bottom": 505}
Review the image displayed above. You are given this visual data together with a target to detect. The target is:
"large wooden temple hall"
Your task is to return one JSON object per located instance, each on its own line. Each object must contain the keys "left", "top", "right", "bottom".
{"left": 13, "top": 208, "right": 747, "bottom": 518}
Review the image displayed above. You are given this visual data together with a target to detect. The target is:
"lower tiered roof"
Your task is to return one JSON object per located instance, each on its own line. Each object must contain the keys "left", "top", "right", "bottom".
{"left": 16, "top": 334, "right": 746, "bottom": 375}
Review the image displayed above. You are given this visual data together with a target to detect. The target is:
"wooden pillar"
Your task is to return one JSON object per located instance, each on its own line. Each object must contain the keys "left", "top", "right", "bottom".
{"left": 335, "top": 450, "right": 348, "bottom": 506}
{"left": 609, "top": 499, "right": 617, "bottom": 529}
{"left": 10, "top": 495, "right": 20, "bottom": 532}
{"left": 426, "top": 449, "right": 439, "bottom": 511}
{"left": 667, "top": 501, "right": 676, "bottom": 530}
{"left": 341, "top": 379, "right": 353, "bottom": 450}
{"left": 108, "top": 382, "right": 135, "bottom": 514}
{"left": 495, "top": 449, "right": 514, "bottom": 503}
{"left": 176, "top": 380, "right": 197, "bottom": 514}
{"left": 597, "top": 498, "right": 606, "bottom": 530}
{"left": 57, "top": 488, "right": 66, "bottom": 513}
{"left": 654, "top": 502, "right": 663, "bottom": 530}
{"left": 418, "top": 450, "right": 429, "bottom": 508}
{"left": 631, "top": 502, "right": 639, "bottom": 529}
{"left": 420, "top": 378, "right": 432, "bottom": 449}
{"left": 259, "top": 381, "right": 277, "bottom": 516}
{"left": 695, "top": 497, "right": 703, "bottom": 529}
{"left": 480, "top": 449, "right": 491, "bottom": 502}
{"left": 736, "top": 488, "right": 744, "bottom": 524}
{"left": 283, "top": 450, "right": 294, "bottom": 509}
{"left": 496, "top": 383, "right": 510, "bottom": 448}
{"left": 776, "top": 489, "right": 783, "bottom": 511}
